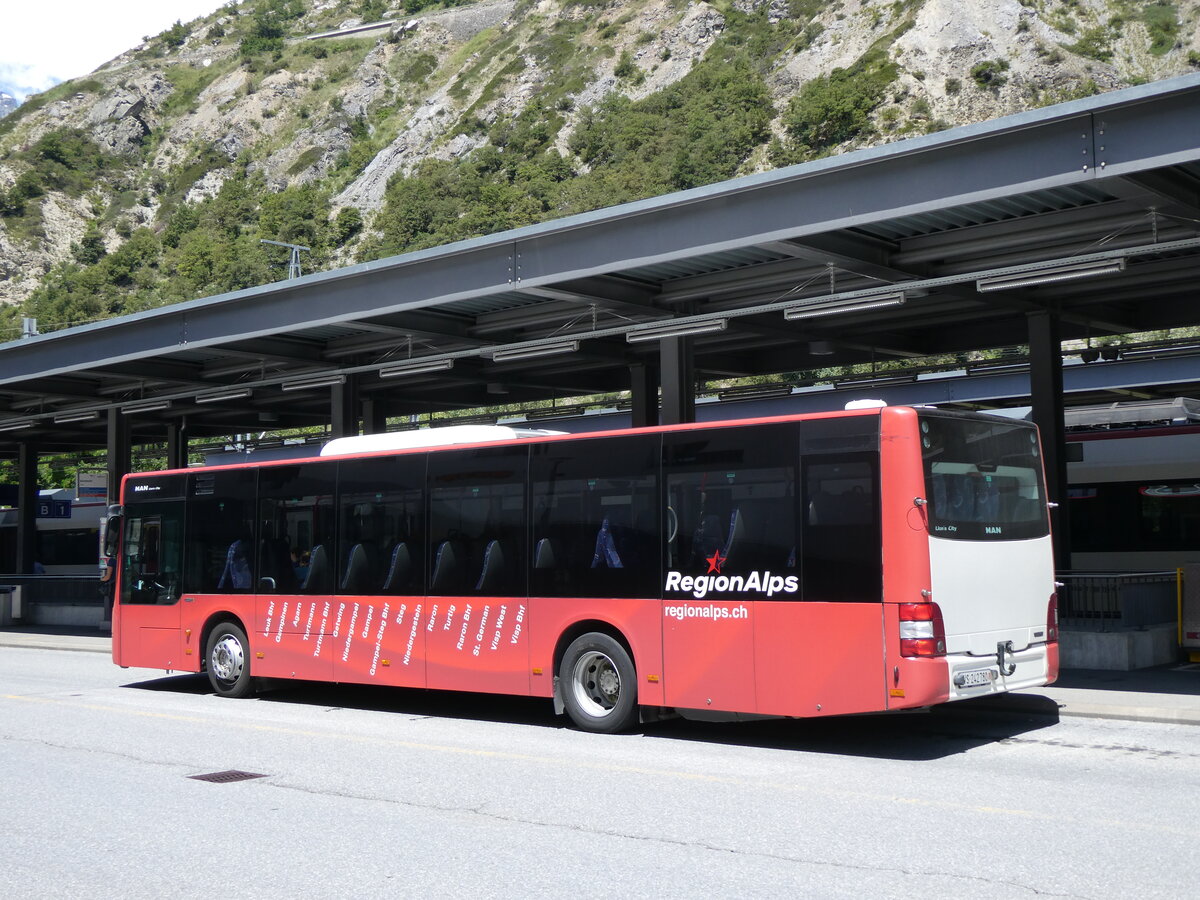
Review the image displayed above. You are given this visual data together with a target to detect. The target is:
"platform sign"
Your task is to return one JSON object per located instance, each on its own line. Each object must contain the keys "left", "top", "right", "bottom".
{"left": 36, "top": 499, "right": 71, "bottom": 519}
{"left": 77, "top": 470, "right": 107, "bottom": 501}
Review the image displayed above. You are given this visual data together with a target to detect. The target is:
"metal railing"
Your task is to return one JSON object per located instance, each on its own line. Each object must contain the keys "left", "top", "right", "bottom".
{"left": 1057, "top": 571, "right": 1178, "bottom": 631}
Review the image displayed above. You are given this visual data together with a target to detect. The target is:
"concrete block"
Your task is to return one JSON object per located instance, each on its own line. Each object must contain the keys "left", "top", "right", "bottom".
{"left": 1060, "top": 623, "right": 1179, "bottom": 671}
{"left": 27, "top": 603, "right": 103, "bottom": 628}
{"left": 0, "top": 587, "right": 17, "bottom": 626}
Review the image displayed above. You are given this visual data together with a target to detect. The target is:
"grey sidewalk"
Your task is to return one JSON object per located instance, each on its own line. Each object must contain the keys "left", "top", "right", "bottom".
{"left": 3, "top": 627, "right": 1199, "bottom": 726}
{"left": 974, "top": 663, "right": 1200, "bottom": 726}
{"left": 0, "top": 626, "right": 111, "bottom": 654}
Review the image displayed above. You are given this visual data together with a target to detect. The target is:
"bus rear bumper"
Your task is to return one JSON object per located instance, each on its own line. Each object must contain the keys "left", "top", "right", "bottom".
{"left": 945, "top": 642, "right": 1053, "bottom": 701}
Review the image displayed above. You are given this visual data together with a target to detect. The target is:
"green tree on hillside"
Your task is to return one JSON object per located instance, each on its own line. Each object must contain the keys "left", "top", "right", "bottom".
{"left": 370, "top": 35, "right": 772, "bottom": 258}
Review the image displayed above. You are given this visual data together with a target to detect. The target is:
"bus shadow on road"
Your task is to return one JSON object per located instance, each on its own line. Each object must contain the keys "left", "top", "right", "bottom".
{"left": 265, "top": 681, "right": 563, "bottom": 727}
{"left": 126, "top": 672, "right": 212, "bottom": 694}
{"left": 123, "top": 673, "right": 563, "bottom": 727}
{"left": 122, "top": 673, "right": 1061, "bottom": 759}
{"left": 644, "top": 696, "right": 1062, "bottom": 760}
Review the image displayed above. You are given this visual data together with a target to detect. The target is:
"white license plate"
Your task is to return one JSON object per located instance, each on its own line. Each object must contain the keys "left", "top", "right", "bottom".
{"left": 955, "top": 668, "right": 996, "bottom": 688}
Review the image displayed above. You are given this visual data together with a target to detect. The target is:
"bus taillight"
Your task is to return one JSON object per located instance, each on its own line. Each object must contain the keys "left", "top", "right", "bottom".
{"left": 899, "top": 602, "right": 946, "bottom": 657}
{"left": 1047, "top": 593, "right": 1059, "bottom": 643}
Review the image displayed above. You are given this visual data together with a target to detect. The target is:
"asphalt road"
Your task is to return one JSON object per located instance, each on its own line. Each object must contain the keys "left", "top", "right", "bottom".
{"left": 2, "top": 647, "right": 1197, "bottom": 899}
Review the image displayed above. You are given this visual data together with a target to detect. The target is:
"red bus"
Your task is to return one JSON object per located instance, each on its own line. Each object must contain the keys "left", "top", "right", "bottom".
{"left": 109, "top": 406, "right": 1058, "bottom": 732}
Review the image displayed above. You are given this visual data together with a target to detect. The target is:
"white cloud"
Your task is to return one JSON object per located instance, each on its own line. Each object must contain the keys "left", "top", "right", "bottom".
{"left": 0, "top": 1, "right": 231, "bottom": 101}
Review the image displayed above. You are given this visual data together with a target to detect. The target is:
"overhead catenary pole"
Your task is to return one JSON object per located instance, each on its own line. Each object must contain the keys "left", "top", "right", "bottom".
{"left": 260, "top": 239, "right": 311, "bottom": 280}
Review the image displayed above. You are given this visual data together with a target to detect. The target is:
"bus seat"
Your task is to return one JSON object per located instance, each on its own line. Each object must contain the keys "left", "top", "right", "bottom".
{"left": 840, "top": 487, "right": 871, "bottom": 524}
{"left": 381, "top": 542, "right": 412, "bottom": 592}
{"left": 590, "top": 518, "right": 623, "bottom": 569}
{"left": 722, "top": 507, "right": 744, "bottom": 563}
{"left": 692, "top": 514, "right": 724, "bottom": 561}
{"left": 533, "top": 537, "right": 556, "bottom": 569}
{"left": 810, "top": 490, "right": 868, "bottom": 526}
{"left": 430, "top": 540, "right": 461, "bottom": 592}
{"left": 302, "top": 544, "right": 330, "bottom": 593}
{"left": 475, "top": 540, "right": 505, "bottom": 592}
{"left": 260, "top": 537, "right": 297, "bottom": 592}
{"left": 340, "top": 543, "right": 371, "bottom": 594}
{"left": 217, "top": 539, "right": 251, "bottom": 590}
{"left": 808, "top": 491, "right": 834, "bottom": 525}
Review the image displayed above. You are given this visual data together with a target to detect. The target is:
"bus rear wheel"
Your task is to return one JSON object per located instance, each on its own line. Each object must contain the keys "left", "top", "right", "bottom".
{"left": 560, "top": 632, "right": 637, "bottom": 733}
{"left": 206, "top": 622, "right": 254, "bottom": 698}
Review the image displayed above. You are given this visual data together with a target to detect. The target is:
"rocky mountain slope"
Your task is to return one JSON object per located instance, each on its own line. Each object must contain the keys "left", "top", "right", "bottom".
{"left": 0, "top": 0, "right": 1197, "bottom": 335}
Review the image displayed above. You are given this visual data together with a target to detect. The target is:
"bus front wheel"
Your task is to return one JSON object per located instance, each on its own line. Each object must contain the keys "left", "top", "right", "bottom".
{"left": 206, "top": 622, "right": 254, "bottom": 698}
{"left": 560, "top": 632, "right": 637, "bottom": 733}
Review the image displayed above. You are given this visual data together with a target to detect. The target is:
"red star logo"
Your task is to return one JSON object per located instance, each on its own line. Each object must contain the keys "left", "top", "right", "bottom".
{"left": 705, "top": 551, "right": 725, "bottom": 574}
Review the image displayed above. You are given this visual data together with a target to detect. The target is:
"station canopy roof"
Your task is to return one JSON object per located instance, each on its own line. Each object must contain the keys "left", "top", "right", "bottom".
{"left": 2, "top": 74, "right": 1200, "bottom": 454}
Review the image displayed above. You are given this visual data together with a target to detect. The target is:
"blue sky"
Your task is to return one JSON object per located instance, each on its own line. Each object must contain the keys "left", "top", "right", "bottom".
{"left": 0, "top": 1, "right": 229, "bottom": 102}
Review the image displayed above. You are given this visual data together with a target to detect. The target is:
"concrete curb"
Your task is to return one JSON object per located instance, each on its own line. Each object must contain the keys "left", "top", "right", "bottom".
{"left": 0, "top": 634, "right": 111, "bottom": 654}
{"left": 944, "top": 686, "right": 1200, "bottom": 727}
{"left": 1052, "top": 702, "right": 1200, "bottom": 726}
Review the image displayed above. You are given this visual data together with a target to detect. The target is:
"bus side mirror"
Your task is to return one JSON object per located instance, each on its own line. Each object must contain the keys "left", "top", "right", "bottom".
{"left": 103, "top": 515, "right": 122, "bottom": 558}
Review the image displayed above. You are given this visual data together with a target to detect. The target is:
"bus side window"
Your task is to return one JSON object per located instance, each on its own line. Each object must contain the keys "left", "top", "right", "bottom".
{"left": 529, "top": 434, "right": 660, "bottom": 599}
{"left": 802, "top": 456, "right": 881, "bottom": 603}
{"left": 185, "top": 470, "right": 257, "bottom": 595}
{"left": 664, "top": 424, "right": 799, "bottom": 585}
{"left": 256, "top": 462, "right": 335, "bottom": 595}
{"left": 428, "top": 445, "right": 527, "bottom": 597}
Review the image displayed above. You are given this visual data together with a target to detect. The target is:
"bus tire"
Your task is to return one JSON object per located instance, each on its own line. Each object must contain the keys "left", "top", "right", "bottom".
{"left": 560, "top": 632, "right": 637, "bottom": 733}
{"left": 206, "top": 622, "right": 254, "bottom": 698}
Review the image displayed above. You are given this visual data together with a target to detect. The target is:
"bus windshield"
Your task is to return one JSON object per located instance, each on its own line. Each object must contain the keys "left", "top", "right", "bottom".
{"left": 918, "top": 413, "right": 1049, "bottom": 541}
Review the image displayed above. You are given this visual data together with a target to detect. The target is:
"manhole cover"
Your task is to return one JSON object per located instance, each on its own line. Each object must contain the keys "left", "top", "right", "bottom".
{"left": 188, "top": 770, "right": 267, "bottom": 784}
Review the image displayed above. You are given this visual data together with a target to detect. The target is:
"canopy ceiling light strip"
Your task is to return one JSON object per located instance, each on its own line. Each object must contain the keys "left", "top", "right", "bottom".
{"left": 976, "top": 258, "right": 1126, "bottom": 292}
{"left": 52, "top": 410, "right": 100, "bottom": 424}
{"left": 966, "top": 362, "right": 1030, "bottom": 375}
{"left": 122, "top": 399, "right": 171, "bottom": 414}
{"left": 280, "top": 374, "right": 347, "bottom": 392}
{"left": 379, "top": 358, "right": 455, "bottom": 378}
{"left": 195, "top": 388, "right": 253, "bottom": 404}
{"left": 491, "top": 341, "right": 579, "bottom": 361}
{"left": 625, "top": 319, "right": 728, "bottom": 343}
{"left": 0, "top": 420, "right": 34, "bottom": 432}
{"left": 783, "top": 292, "right": 906, "bottom": 321}
{"left": 1117, "top": 343, "right": 1200, "bottom": 359}
{"left": 833, "top": 373, "right": 916, "bottom": 389}
{"left": 717, "top": 385, "right": 794, "bottom": 402}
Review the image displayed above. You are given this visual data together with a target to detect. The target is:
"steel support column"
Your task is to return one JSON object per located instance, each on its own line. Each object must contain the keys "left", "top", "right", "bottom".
{"left": 1028, "top": 310, "right": 1071, "bottom": 570}
{"left": 629, "top": 363, "right": 658, "bottom": 429}
{"left": 659, "top": 337, "right": 695, "bottom": 426}
{"left": 166, "top": 422, "right": 188, "bottom": 471}
{"left": 104, "top": 411, "right": 130, "bottom": 628}
{"left": 106, "top": 410, "right": 131, "bottom": 507}
{"left": 361, "top": 397, "right": 387, "bottom": 435}
{"left": 330, "top": 378, "right": 358, "bottom": 439}
{"left": 15, "top": 442, "right": 38, "bottom": 574}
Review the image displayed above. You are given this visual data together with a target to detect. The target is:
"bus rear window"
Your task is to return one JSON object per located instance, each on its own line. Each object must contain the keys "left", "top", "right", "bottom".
{"left": 918, "top": 413, "right": 1049, "bottom": 541}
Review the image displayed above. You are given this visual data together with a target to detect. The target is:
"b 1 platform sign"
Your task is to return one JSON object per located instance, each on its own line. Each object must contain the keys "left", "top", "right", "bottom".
{"left": 36, "top": 499, "right": 71, "bottom": 519}
{"left": 77, "top": 470, "right": 107, "bottom": 501}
